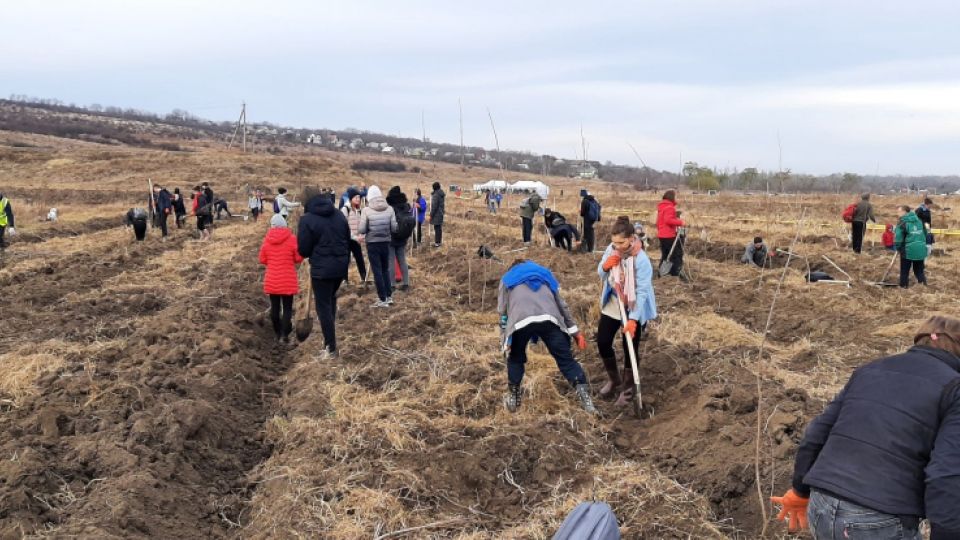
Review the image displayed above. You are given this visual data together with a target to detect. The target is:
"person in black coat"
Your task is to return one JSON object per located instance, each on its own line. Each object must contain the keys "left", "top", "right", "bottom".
{"left": 772, "top": 315, "right": 960, "bottom": 539}
{"left": 544, "top": 209, "right": 580, "bottom": 251}
{"left": 153, "top": 185, "right": 173, "bottom": 239}
{"left": 297, "top": 189, "right": 351, "bottom": 360}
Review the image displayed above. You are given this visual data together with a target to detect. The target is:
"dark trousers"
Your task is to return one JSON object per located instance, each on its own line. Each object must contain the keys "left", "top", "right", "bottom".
{"left": 851, "top": 221, "right": 866, "bottom": 253}
{"left": 311, "top": 277, "right": 342, "bottom": 352}
{"left": 416, "top": 221, "right": 423, "bottom": 244}
{"left": 367, "top": 242, "right": 392, "bottom": 301}
{"left": 521, "top": 217, "right": 533, "bottom": 243}
{"left": 554, "top": 230, "right": 573, "bottom": 251}
{"left": 348, "top": 239, "right": 367, "bottom": 281}
{"left": 175, "top": 212, "right": 186, "bottom": 228}
{"left": 0, "top": 225, "right": 5, "bottom": 248}
{"left": 583, "top": 220, "right": 596, "bottom": 252}
{"left": 269, "top": 294, "right": 294, "bottom": 338}
{"left": 157, "top": 212, "right": 169, "bottom": 237}
{"left": 133, "top": 221, "right": 147, "bottom": 241}
{"left": 433, "top": 224, "right": 443, "bottom": 245}
{"left": 597, "top": 314, "right": 643, "bottom": 373}
{"left": 659, "top": 237, "right": 684, "bottom": 276}
{"left": 507, "top": 322, "right": 586, "bottom": 386}
{"left": 899, "top": 257, "right": 926, "bottom": 288}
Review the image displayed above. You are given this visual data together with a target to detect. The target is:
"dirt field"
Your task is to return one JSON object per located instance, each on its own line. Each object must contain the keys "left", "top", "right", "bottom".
{"left": 1, "top": 133, "right": 957, "bottom": 539}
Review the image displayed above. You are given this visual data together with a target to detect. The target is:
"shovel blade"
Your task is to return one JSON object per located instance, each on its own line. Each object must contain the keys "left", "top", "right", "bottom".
{"left": 633, "top": 386, "right": 643, "bottom": 418}
{"left": 295, "top": 318, "right": 314, "bottom": 342}
{"left": 658, "top": 261, "right": 672, "bottom": 277}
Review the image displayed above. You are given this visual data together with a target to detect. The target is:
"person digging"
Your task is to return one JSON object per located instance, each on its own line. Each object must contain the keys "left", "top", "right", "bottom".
{"left": 498, "top": 259, "right": 596, "bottom": 414}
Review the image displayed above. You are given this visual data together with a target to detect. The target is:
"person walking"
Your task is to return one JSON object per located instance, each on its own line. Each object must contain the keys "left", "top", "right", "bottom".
{"left": 580, "top": 190, "right": 601, "bottom": 253}
{"left": 259, "top": 214, "right": 303, "bottom": 345}
{"left": 125, "top": 207, "right": 149, "bottom": 241}
{"left": 596, "top": 216, "right": 657, "bottom": 405}
{"left": 414, "top": 188, "right": 427, "bottom": 245}
{"left": 656, "top": 190, "right": 686, "bottom": 278}
{"left": 498, "top": 259, "right": 595, "bottom": 414}
{"left": 495, "top": 191, "right": 502, "bottom": 210}
{"left": 191, "top": 185, "right": 212, "bottom": 241}
{"left": 771, "top": 315, "right": 960, "bottom": 539}
{"left": 248, "top": 190, "right": 264, "bottom": 222}
{"left": 428, "top": 182, "right": 445, "bottom": 247}
{"left": 297, "top": 188, "right": 351, "bottom": 360}
{"left": 915, "top": 196, "right": 933, "bottom": 229}
{"left": 275, "top": 187, "right": 301, "bottom": 219}
{"left": 153, "top": 185, "right": 172, "bottom": 240}
{"left": 359, "top": 186, "right": 398, "bottom": 307}
{"left": 0, "top": 192, "right": 15, "bottom": 250}
{"left": 172, "top": 188, "right": 187, "bottom": 228}
{"left": 851, "top": 193, "right": 876, "bottom": 254}
{"left": 519, "top": 190, "right": 542, "bottom": 245}
{"left": 340, "top": 188, "right": 368, "bottom": 284}
{"left": 386, "top": 186, "right": 414, "bottom": 291}
{"left": 895, "top": 205, "right": 928, "bottom": 288}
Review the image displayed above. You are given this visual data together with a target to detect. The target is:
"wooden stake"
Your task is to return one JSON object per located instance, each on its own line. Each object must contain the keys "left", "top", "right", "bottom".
{"left": 467, "top": 258, "right": 472, "bottom": 307}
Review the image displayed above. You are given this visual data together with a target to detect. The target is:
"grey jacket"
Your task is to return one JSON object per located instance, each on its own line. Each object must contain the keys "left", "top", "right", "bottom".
{"left": 358, "top": 196, "right": 398, "bottom": 243}
{"left": 741, "top": 243, "right": 768, "bottom": 266}
{"left": 520, "top": 193, "right": 542, "bottom": 220}
{"left": 430, "top": 189, "right": 445, "bottom": 225}
{"left": 853, "top": 200, "right": 875, "bottom": 223}
{"left": 497, "top": 281, "right": 578, "bottom": 350}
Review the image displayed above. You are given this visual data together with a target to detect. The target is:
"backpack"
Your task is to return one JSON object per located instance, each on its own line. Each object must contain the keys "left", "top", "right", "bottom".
{"left": 519, "top": 197, "right": 530, "bottom": 210}
{"left": 842, "top": 203, "right": 857, "bottom": 223}
{"left": 273, "top": 199, "right": 281, "bottom": 213}
{"left": 393, "top": 209, "right": 416, "bottom": 241}
{"left": 587, "top": 199, "right": 602, "bottom": 222}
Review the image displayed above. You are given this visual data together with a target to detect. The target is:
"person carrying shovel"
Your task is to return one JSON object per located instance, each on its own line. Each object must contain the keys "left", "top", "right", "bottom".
{"left": 596, "top": 216, "right": 657, "bottom": 408}
{"left": 498, "top": 259, "right": 596, "bottom": 414}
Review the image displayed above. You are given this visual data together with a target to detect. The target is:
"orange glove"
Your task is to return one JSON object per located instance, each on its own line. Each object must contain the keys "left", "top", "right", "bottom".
{"left": 624, "top": 320, "right": 638, "bottom": 338}
{"left": 574, "top": 333, "right": 587, "bottom": 350}
{"left": 602, "top": 253, "right": 621, "bottom": 271}
{"left": 770, "top": 489, "right": 809, "bottom": 532}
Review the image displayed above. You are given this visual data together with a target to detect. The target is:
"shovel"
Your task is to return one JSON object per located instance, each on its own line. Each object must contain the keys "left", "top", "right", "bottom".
{"left": 868, "top": 251, "right": 900, "bottom": 287}
{"left": 295, "top": 278, "right": 314, "bottom": 342}
{"left": 614, "top": 283, "right": 643, "bottom": 418}
{"left": 658, "top": 235, "right": 680, "bottom": 277}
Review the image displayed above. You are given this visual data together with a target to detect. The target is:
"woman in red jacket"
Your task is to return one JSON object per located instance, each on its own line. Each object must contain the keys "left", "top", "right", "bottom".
{"left": 656, "top": 189, "right": 686, "bottom": 278}
{"left": 259, "top": 214, "right": 304, "bottom": 344}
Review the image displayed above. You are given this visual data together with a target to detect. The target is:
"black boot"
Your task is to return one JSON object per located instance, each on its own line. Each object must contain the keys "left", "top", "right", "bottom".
{"left": 598, "top": 362, "right": 622, "bottom": 400}
{"left": 505, "top": 384, "right": 522, "bottom": 412}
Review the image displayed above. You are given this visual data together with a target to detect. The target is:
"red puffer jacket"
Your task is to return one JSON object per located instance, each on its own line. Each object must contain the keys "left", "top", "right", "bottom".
{"left": 656, "top": 199, "right": 685, "bottom": 239}
{"left": 259, "top": 227, "right": 303, "bottom": 295}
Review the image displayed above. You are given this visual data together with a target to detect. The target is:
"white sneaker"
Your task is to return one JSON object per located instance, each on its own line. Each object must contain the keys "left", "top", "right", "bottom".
{"left": 386, "top": 296, "right": 395, "bottom": 305}
{"left": 372, "top": 300, "right": 390, "bottom": 308}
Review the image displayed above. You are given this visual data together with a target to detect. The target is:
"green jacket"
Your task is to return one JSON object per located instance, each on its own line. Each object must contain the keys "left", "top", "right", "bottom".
{"left": 519, "top": 193, "right": 541, "bottom": 219}
{"left": 894, "top": 212, "right": 927, "bottom": 261}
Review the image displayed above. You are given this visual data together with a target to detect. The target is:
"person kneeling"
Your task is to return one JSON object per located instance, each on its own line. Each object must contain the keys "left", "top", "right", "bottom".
{"left": 498, "top": 260, "right": 595, "bottom": 414}
{"left": 741, "top": 236, "right": 769, "bottom": 267}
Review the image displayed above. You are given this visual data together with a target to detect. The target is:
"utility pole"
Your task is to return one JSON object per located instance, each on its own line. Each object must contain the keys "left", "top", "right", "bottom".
{"left": 421, "top": 109, "right": 426, "bottom": 144}
{"left": 228, "top": 101, "right": 247, "bottom": 152}
{"left": 458, "top": 98, "right": 465, "bottom": 168}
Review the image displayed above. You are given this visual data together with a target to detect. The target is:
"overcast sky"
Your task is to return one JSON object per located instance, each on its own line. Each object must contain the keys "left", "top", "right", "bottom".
{"left": 4, "top": 1, "right": 960, "bottom": 175}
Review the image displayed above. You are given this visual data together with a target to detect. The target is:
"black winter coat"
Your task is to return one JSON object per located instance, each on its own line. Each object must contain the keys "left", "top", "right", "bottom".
{"left": 793, "top": 345, "right": 960, "bottom": 537}
{"left": 297, "top": 195, "right": 350, "bottom": 280}
{"left": 386, "top": 190, "right": 412, "bottom": 247}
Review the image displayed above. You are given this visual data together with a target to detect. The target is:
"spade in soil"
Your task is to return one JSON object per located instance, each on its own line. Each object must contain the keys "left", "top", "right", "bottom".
{"left": 295, "top": 279, "right": 314, "bottom": 342}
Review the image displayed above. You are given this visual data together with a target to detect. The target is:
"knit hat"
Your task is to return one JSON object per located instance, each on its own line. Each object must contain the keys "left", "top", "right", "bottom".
{"left": 270, "top": 214, "right": 287, "bottom": 228}
{"left": 346, "top": 187, "right": 361, "bottom": 201}
{"left": 367, "top": 186, "right": 383, "bottom": 199}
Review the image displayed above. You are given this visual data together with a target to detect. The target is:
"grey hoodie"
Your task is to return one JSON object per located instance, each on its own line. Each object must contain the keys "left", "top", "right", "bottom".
{"left": 359, "top": 189, "right": 398, "bottom": 243}
{"left": 497, "top": 281, "right": 578, "bottom": 350}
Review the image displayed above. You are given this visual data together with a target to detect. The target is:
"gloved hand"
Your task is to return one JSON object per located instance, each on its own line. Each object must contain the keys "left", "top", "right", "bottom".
{"left": 624, "top": 320, "right": 638, "bottom": 338}
{"left": 574, "top": 333, "right": 587, "bottom": 350}
{"left": 499, "top": 315, "right": 508, "bottom": 330}
{"left": 602, "top": 253, "right": 621, "bottom": 271}
{"left": 770, "top": 489, "right": 809, "bottom": 532}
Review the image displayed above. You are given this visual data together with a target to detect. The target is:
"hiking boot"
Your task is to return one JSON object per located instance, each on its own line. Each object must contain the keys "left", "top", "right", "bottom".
{"left": 398, "top": 284, "right": 409, "bottom": 292}
{"left": 576, "top": 384, "right": 597, "bottom": 414}
{"left": 504, "top": 384, "right": 522, "bottom": 412}
{"left": 598, "top": 365, "right": 622, "bottom": 400}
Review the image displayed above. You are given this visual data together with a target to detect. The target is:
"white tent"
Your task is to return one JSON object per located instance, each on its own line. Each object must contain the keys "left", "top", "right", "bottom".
{"left": 472, "top": 180, "right": 508, "bottom": 192}
{"left": 508, "top": 180, "right": 550, "bottom": 198}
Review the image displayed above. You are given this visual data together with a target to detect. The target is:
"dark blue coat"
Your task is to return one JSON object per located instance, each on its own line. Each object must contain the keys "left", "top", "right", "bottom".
{"left": 297, "top": 195, "right": 350, "bottom": 280}
{"left": 155, "top": 189, "right": 172, "bottom": 212}
{"left": 793, "top": 346, "right": 960, "bottom": 537}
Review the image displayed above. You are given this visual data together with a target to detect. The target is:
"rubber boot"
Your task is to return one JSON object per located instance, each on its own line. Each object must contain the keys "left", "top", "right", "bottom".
{"left": 575, "top": 384, "right": 597, "bottom": 414}
{"left": 505, "top": 384, "right": 522, "bottom": 412}
{"left": 615, "top": 368, "right": 636, "bottom": 407}
{"left": 598, "top": 363, "right": 622, "bottom": 400}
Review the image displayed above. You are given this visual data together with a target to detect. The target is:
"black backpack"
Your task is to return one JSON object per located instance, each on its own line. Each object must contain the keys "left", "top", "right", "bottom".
{"left": 393, "top": 207, "right": 416, "bottom": 241}
{"left": 587, "top": 199, "right": 602, "bottom": 222}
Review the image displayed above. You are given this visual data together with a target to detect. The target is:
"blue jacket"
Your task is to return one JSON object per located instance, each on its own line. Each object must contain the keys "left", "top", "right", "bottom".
{"left": 597, "top": 245, "right": 657, "bottom": 323}
{"left": 793, "top": 346, "right": 960, "bottom": 537}
{"left": 297, "top": 195, "right": 351, "bottom": 280}
{"left": 415, "top": 196, "right": 427, "bottom": 224}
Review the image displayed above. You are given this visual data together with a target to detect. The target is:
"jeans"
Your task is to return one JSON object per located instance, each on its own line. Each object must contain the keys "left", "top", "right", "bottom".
{"left": 807, "top": 490, "right": 921, "bottom": 540}
{"left": 348, "top": 239, "right": 367, "bottom": 281}
{"left": 659, "top": 237, "right": 684, "bottom": 276}
{"left": 433, "top": 224, "right": 443, "bottom": 245}
{"left": 388, "top": 242, "right": 409, "bottom": 287}
{"left": 133, "top": 221, "right": 147, "bottom": 241}
{"left": 521, "top": 217, "right": 533, "bottom": 243}
{"left": 899, "top": 257, "right": 926, "bottom": 288}
{"left": 507, "top": 322, "right": 586, "bottom": 386}
{"left": 311, "top": 277, "right": 342, "bottom": 352}
{"left": 852, "top": 221, "right": 866, "bottom": 253}
{"left": 367, "top": 242, "right": 392, "bottom": 301}
{"left": 583, "top": 220, "right": 596, "bottom": 252}
{"left": 269, "top": 294, "right": 293, "bottom": 338}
